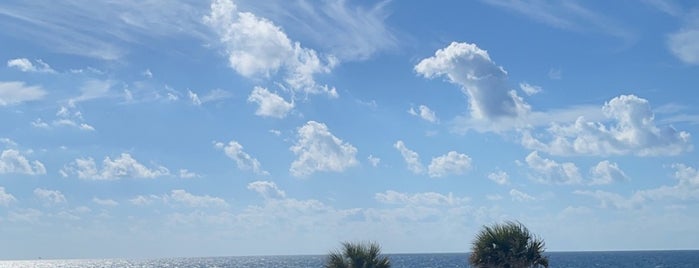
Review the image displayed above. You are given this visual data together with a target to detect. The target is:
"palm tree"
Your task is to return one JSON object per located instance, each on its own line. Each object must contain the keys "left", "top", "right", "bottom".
{"left": 325, "top": 241, "right": 391, "bottom": 268}
{"left": 469, "top": 221, "right": 549, "bottom": 268}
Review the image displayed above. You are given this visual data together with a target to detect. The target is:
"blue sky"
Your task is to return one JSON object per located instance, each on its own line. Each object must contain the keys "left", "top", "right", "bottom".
{"left": 1, "top": 0, "right": 699, "bottom": 259}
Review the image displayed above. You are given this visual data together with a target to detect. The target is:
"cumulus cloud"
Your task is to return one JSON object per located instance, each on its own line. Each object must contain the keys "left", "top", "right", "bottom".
{"left": 589, "top": 161, "right": 628, "bottom": 185}
{"left": 519, "top": 82, "right": 542, "bottom": 96}
{"left": 488, "top": 171, "right": 510, "bottom": 185}
{"left": 427, "top": 151, "right": 472, "bottom": 178}
{"left": 0, "top": 149, "right": 46, "bottom": 175}
{"left": 205, "top": 0, "right": 337, "bottom": 97}
{"left": 60, "top": 153, "right": 170, "bottom": 180}
{"left": 408, "top": 105, "right": 439, "bottom": 123}
{"left": 93, "top": 197, "right": 119, "bottom": 206}
{"left": 509, "top": 189, "right": 535, "bottom": 202}
{"left": 0, "top": 81, "right": 47, "bottom": 106}
{"left": 247, "top": 181, "right": 286, "bottom": 199}
{"left": 394, "top": 140, "right": 424, "bottom": 174}
{"left": 33, "top": 188, "right": 67, "bottom": 205}
{"left": 523, "top": 95, "right": 692, "bottom": 156}
{"left": 289, "top": 121, "right": 358, "bottom": 177}
{"left": 214, "top": 140, "right": 268, "bottom": 175}
{"left": 169, "top": 189, "right": 228, "bottom": 208}
{"left": 247, "top": 86, "right": 294, "bottom": 118}
{"left": 0, "top": 187, "right": 17, "bottom": 206}
{"left": 7, "top": 58, "right": 55, "bottom": 73}
{"left": 375, "top": 190, "right": 468, "bottom": 206}
{"left": 525, "top": 151, "right": 582, "bottom": 184}
{"left": 415, "top": 42, "right": 530, "bottom": 120}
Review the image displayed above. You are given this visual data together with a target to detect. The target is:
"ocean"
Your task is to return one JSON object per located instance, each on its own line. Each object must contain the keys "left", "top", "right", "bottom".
{"left": 1, "top": 251, "right": 698, "bottom": 267}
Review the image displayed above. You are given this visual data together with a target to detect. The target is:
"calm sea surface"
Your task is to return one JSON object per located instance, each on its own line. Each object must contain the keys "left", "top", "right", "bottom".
{"left": 2, "top": 251, "right": 698, "bottom": 267}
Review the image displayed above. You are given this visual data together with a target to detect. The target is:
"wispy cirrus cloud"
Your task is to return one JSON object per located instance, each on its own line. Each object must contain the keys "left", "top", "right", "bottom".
{"left": 233, "top": 0, "right": 397, "bottom": 61}
{"left": 0, "top": 1, "right": 208, "bottom": 60}
{"left": 480, "top": 0, "right": 635, "bottom": 41}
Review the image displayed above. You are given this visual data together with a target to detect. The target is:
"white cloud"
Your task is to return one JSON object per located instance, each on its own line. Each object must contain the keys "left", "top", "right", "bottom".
{"left": 488, "top": 171, "right": 510, "bottom": 185}
{"left": 415, "top": 42, "right": 530, "bottom": 120}
{"left": 0, "top": 187, "right": 17, "bottom": 206}
{"left": 409, "top": 105, "right": 439, "bottom": 123}
{"left": 178, "top": 169, "right": 199, "bottom": 179}
{"left": 129, "top": 195, "right": 160, "bottom": 206}
{"left": 0, "top": 1, "right": 206, "bottom": 60}
{"left": 205, "top": 0, "right": 337, "bottom": 97}
{"left": 523, "top": 95, "right": 691, "bottom": 156}
{"left": 576, "top": 163, "right": 699, "bottom": 209}
{"left": 33, "top": 188, "right": 67, "bottom": 205}
{"left": 202, "top": 88, "right": 233, "bottom": 103}
{"left": 509, "top": 189, "right": 535, "bottom": 202}
{"left": 427, "top": 151, "right": 472, "bottom": 178}
{"left": 8, "top": 208, "right": 42, "bottom": 223}
{"left": 31, "top": 118, "right": 50, "bottom": 129}
{"left": 0, "top": 149, "right": 46, "bottom": 175}
{"left": 394, "top": 140, "right": 424, "bottom": 174}
{"left": 375, "top": 190, "right": 468, "bottom": 206}
{"left": 169, "top": 189, "right": 228, "bottom": 208}
{"left": 574, "top": 190, "right": 642, "bottom": 210}
{"left": 235, "top": 0, "right": 396, "bottom": 61}
{"left": 7, "top": 58, "right": 55, "bottom": 73}
{"left": 93, "top": 197, "right": 119, "bottom": 207}
{"left": 368, "top": 155, "right": 381, "bottom": 167}
{"left": 519, "top": 82, "right": 542, "bottom": 96}
{"left": 668, "top": 12, "right": 699, "bottom": 65}
{"left": 50, "top": 105, "right": 95, "bottom": 131}
{"left": 548, "top": 68, "right": 562, "bottom": 80}
{"left": 0, "top": 138, "right": 17, "bottom": 147}
{"left": 0, "top": 81, "right": 47, "bottom": 106}
{"left": 289, "top": 121, "right": 358, "bottom": 177}
{"left": 589, "top": 161, "right": 628, "bottom": 185}
{"left": 214, "top": 140, "right": 268, "bottom": 175}
{"left": 188, "top": 90, "right": 202, "bottom": 105}
{"left": 668, "top": 29, "right": 699, "bottom": 64}
{"left": 143, "top": 69, "right": 153, "bottom": 78}
{"left": 247, "top": 181, "right": 286, "bottom": 199}
{"left": 480, "top": 0, "right": 633, "bottom": 40}
{"left": 70, "top": 79, "right": 112, "bottom": 104}
{"left": 525, "top": 151, "right": 582, "bottom": 184}
{"left": 61, "top": 153, "right": 170, "bottom": 180}
{"left": 247, "top": 86, "right": 294, "bottom": 118}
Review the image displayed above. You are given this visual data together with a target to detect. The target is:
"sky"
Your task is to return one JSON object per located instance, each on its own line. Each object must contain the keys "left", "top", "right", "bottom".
{"left": 1, "top": 0, "right": 699, "bottom": 260}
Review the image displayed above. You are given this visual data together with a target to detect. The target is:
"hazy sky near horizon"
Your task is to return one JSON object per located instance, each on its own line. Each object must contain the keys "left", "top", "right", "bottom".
{"left": 1, "top": 0, "right": 699, "bottom": 259}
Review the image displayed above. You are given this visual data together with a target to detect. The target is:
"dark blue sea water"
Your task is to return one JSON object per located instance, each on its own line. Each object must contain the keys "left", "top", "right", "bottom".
{"left": 1, "top": 251, "right": 698, "bottom": 267}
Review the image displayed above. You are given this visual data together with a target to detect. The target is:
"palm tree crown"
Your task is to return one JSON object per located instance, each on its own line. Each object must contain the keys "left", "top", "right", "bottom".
{"left": 469, "top": 221, "right": 549, "bottom": 268}
{"left": 325, "top": 241, "right": 391, "bottom": 268}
